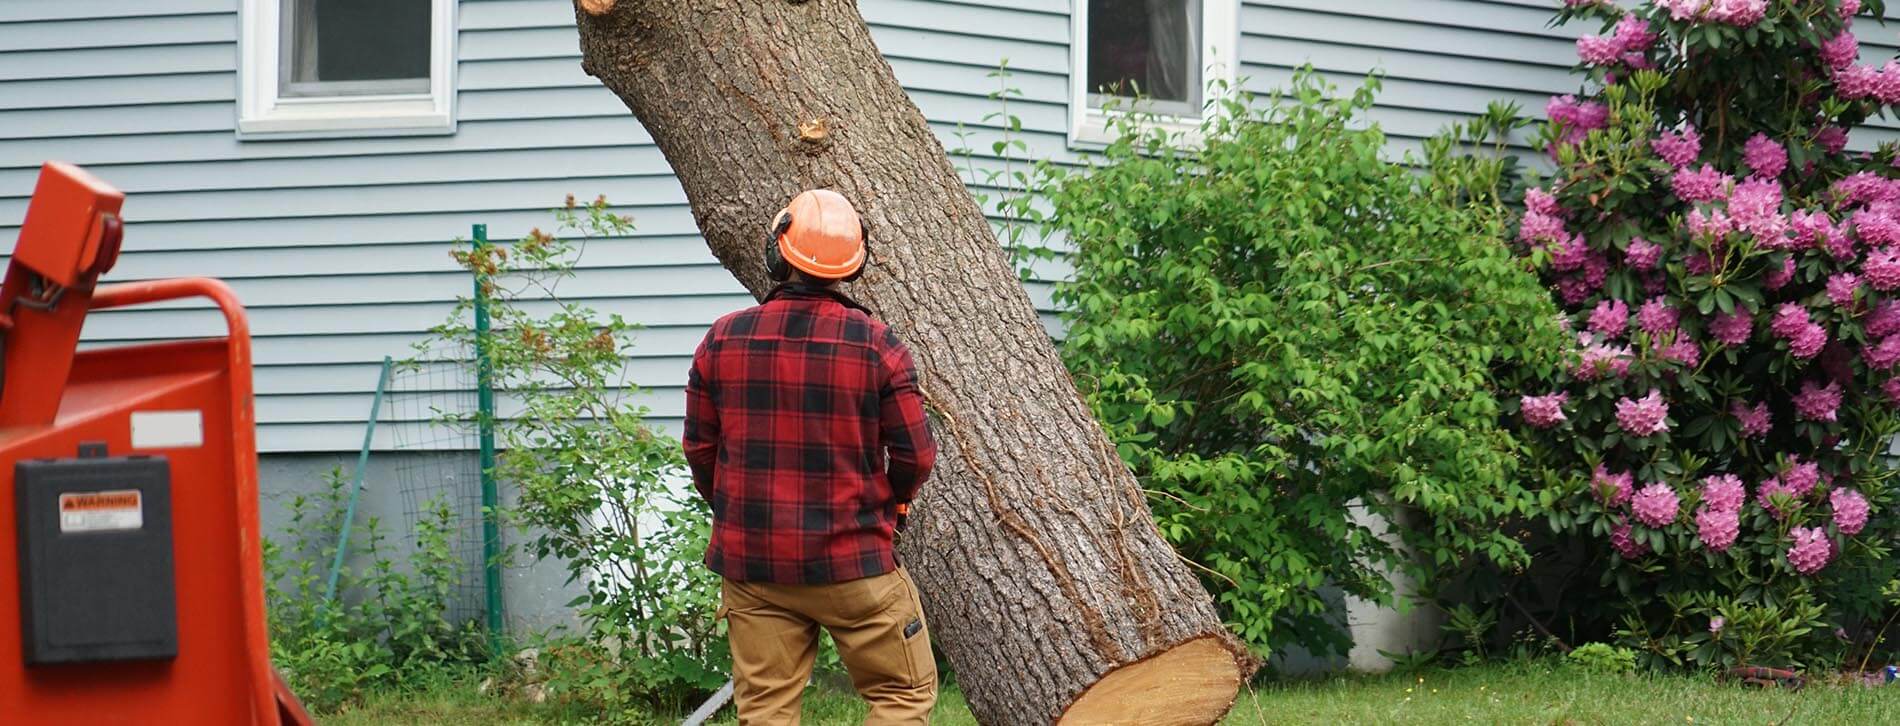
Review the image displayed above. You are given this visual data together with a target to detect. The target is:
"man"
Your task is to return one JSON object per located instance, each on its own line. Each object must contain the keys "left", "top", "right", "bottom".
{"left": 683, "top": 188, "right": 939, "bottom": 725}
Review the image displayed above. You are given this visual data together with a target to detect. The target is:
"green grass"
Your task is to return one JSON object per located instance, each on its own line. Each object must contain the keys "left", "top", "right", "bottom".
{"left": 327, "top": 661, "right": 1900, "bottom": 725}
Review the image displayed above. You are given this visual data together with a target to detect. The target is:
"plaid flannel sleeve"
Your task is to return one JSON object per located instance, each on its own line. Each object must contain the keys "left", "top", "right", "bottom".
{"left": 877, "top": 328, "right": 936, "bottom": 503}
{"left": 682, "top": 330, "right": 719, "bottom": 501}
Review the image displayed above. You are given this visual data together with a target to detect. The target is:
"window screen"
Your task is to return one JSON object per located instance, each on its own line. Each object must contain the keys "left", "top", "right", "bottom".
{"left": 282, "top": 0, "right": 431, "bottom": 97}
{"left": 1086, "top": 0, "right": 1202, "bottom": 113}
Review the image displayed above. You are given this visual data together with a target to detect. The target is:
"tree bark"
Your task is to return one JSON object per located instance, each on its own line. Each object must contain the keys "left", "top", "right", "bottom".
{"left": 573, "top": 2, "right": 1252, "bottom": 723}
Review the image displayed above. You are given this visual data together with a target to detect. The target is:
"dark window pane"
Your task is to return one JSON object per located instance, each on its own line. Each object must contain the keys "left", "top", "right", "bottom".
{"left": 286, "top": 0, "right": 430, "bottom": 88}
{"left": 1086, "top": 0, "right": 1200, "bottom": 107}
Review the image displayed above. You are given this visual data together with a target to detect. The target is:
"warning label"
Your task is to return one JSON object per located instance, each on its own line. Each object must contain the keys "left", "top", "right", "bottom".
{"left": 58, "top": 490, "right": 143, "bottom": 533}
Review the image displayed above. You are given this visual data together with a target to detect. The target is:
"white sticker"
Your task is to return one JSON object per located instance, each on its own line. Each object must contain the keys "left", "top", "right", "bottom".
{"left": 131, "top": 410, "right": 202, "bottom": 449}
{"left": 58, "top": 490, "right": 143, "bottom": 533}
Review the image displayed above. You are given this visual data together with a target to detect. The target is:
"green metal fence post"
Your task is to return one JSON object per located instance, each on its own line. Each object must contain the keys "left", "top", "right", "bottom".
{"left": 473, "top": 223, "right": 505, "bottom": 655}
{"left": 322, "top": 355, "right": 394, "bottom": 607}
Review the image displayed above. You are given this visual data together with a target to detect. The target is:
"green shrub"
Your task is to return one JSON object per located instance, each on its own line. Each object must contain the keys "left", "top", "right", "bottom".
{"left": 1565, "top": 642, "right": 1639, "bottom": 675}
{"left": 430, "top": 198, "right": 725, "bottom": 715}
{"left": 1031, "top": 70, "right": 1567, "bottom": 658}
{"left": 265, "top": 467, "right": 486, "bottom": 712}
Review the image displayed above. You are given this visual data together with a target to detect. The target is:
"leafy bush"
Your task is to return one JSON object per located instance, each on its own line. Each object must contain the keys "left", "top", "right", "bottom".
{"left": 430, "top": 197, "right": 725, "bottom": 713}
{"left": 265, "top": 467, "right": 486, "bottom": 711}
{"left": 1511, "top": 0, "right": 1900, "bottom": 670}
{"left": 1033, "top": 71, "right": 1566, "bottom": 658}
{"left": 1565, "top": 642, "right": 1639, "bottom": 675}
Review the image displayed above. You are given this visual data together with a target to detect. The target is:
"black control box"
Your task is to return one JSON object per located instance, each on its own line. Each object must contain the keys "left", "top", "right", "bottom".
{"left": 14, "top": 454, "right": 177, "bottom": 665}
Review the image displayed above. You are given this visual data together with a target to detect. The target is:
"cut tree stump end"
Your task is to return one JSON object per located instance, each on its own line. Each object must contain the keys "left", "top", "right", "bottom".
{"left": 1057, "top": 636, "right": 1245, "bottom": 725}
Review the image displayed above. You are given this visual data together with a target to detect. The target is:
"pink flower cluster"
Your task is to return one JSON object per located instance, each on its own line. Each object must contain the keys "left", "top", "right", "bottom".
{"left": 1657, "top": 0, "right": 1766, "bottom": 26}
{"left": 1611, "top": 519, "right": 1649, "bottom": 558}
{"left": 1616, "top": 389, "right": 1670, "bottom": 436}
{"left": 1770, "top": 304, "right": 1828, "bottom": 359}
{"left": 1787, "top": 526, "right": 1832, "bottom": 575}
{"left": 1521, "top": 392, "right": 1568, "bottom": 428}
{"left": 1577, "top": 15, "right": 1657, "bottom": 67}
{"left": 1594, "top": 465, "right": 1634, "bottom": 507}
{"left": 1548, "top": 95, "right": 1610, "bottom": 151}
{"left": 1821, "top": 32, "right": 1860, "bottom": 71}
{"left": 1590, "top": 298, "right": 1629, "bottom": 336}
{"left": 1672, "top": 164, "right": 1733, "bottom": 203}
{"left": 1710, "top": 310, "right": 1752, "bottom": 346}
{"left": 1651, "top": 126, "right": 1701, "bottom": 168}
{"left": 1793, "top": 380, "right": 1843, "bottom": 422}
{"left": 1696, "top": 504, "right": 1741, "bottom": 552}
{"left": 1831, "top": 487, "right": 1870, "bottom": 536}
{"left": 1637, "top": 297, "right": 1678, "bottom": 336}
{"left": 1742, "top": 134, "right": 1788, "bottom": 178}
{"left": 1832, "top": 61, "right": 1900, "bottom": 105}
{"left": 1731, "top": 399, "right": 1772, "bottom": 438}
{"left": 1632, "top": 482, "right": 1680, "bottom": 527}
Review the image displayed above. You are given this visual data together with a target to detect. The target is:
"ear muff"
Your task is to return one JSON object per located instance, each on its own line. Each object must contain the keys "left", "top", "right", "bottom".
{"left": 843, "top": 220, "right": 871, "bottom": 283}
{"left": 764, "top": 209, "right": 794, "bottom": 282}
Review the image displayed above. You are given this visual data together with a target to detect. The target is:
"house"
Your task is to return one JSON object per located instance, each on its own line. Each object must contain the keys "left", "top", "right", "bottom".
{"left": 11, "top": 0, "right": 1870, "bottom": 662}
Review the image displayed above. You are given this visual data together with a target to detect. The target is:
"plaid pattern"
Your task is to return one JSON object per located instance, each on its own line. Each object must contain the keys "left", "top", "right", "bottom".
{"left": 684, "top": 284, "right": 937, "bottom": 584}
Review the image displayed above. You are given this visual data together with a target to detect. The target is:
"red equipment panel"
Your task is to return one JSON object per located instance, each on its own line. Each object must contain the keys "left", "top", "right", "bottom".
{"left": 1, "top": 164, "right": 298, "bottom": 725}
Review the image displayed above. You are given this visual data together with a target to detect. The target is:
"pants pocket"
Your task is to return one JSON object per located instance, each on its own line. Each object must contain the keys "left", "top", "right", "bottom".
{"left": 894, "top": 569, "right": 936, "bottom": 687}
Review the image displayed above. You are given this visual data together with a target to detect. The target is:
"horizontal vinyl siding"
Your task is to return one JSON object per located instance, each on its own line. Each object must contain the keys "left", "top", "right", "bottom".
{"left": 1239, "top": 1, "right": 1900, "bottom": 158}
{"left": 0, "top": 0, "right": 1069, "bottom": 452}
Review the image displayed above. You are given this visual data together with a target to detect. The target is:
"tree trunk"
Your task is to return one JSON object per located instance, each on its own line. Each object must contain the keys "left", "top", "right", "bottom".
{"left": 572, "top": 2, "right": 1252, "bottom": 723}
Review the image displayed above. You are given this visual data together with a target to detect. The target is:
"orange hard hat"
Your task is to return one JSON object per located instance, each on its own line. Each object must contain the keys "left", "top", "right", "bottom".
{"left": 770, "top": 189, "right": 867, "bottom": 281}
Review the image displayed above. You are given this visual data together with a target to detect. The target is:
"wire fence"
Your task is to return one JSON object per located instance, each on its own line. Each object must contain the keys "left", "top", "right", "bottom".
{"left": 381, "top": 343, "right": 490, "bottom": 627}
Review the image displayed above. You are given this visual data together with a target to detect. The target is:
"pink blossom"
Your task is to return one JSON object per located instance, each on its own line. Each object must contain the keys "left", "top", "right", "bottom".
{"left": 1547, "top": 95, "right": 1609, "bottom": 131}
{"left": 1525, "top": 187, "right": 1563, "bottom": 218}
{"left": 1771, "top": 303, "right": 1813, "bottom": 339}
{"left": 1866, "top": 334, "right": 1900, "bottom": 369}
{"left": 1657, "top": 0, "right": 1766, "bottom": 26}
{"left": 1582, "top": 251, "right": 1611, "bottom": 289}
{"left": 1711, "top": 310, "right": 1752, "bottom": 346}
{"left": 1732, "top": 400, "right": 1772, "bottom": 438}
{"left": 1616, "top": 389, "right": 1671, "bottom": 436}
{"left": 1828, "top": 224, "right": 1860, "bottom": 260}
{"left": 1594, "top": 465, "right": 1634, "bottom": 508}
{"left": 1828, "top": 273, "right": 1862, "bottom": 307}
{"left": 1663, "top": 338, "right": 1702, "bottom": 366}
{"left": 1819, "top": 126, "right": 1851, "bottom": 154}
{"left": 1853, "top": 205, "right": 1900, "bottom": 247}
{"left": 1843, "top": 0, "right": 1864, "bottom": 17}
{"left": 1837, "top": 63, "right": 1881, "bottom": 99}
{"left": 1613, "top": 14, "right": 1657, "bottom": 52}
{"left": 1626, "top": 237, "right": 1663, "bottom": 269}
{"left": 1652, "top": 126, "right": 1702, "bottom": 168}
{"left": 1632, "top": 483, "right": 1681, "bottom": 527}
{"left": 1549, "top": 234, "right": 1591, "bottom": 271}
{"left": 1871, "top": 301, "right": 1900, "bottom": 338}
{"left": 1787, "top": 526, "right": 1833, "bottom": 575}
{"left": 1518, "top": 211, "right": 1567, "bottom": 246}
{"left": 1611, "top": 518, "right": 1650, "bottom": 558}
{"left": 1794, "top": 380, "right": 1844, "bottom": 422}
{"left": 1758, "top": 476, "right": 1798, "bottom": 519}
{"left": 1832, "top": 172, "right": 1890, "bottom": 206}
{"left": 1521, "top": 392, "right": 1569, "bottom": 428}
{"left": 1558, "top": 275, "right": 1596, "bottom": 305}
{"left": 1784, "top": 457, "right": 1822, "bottom": 497}
{"left": 1578, "top": 35, "right": 1624, "bottom": 65}
{"left": 1832, "top": 488, "right": 1870, "bottom": 536}
{"left": 1702, "top": 474, "right": 1747, "bottom": 512}
{"left": 1696, "top": 506, "right": 1741, "bottom": 552}
{"left": 1576, "top": 337, "right": 1634, "bottom": 380}
{"left": 1590, "top": 298, "right": 1630, "bottom": 337}
{"left": 1642, "top": 272, "right": 1668, "bottom": 295}
{"left": 1787, "top": 210, "right": 1832, "bottom": 250}
{"left": 1886, "top": 377, "right": 1900, "bottom": 404}
{"left": 1743, "top": 134, "right": 1789, "bottom": 178}
{"left": 1791, "top": 323, "right": 1829, "bottom": 359}
{"left": 1637, "top": 297, "right": 1679, "bottom": 336}
{"left": 1710, "top": 616, "right": 1726, "bottom": 633}
{"left": 1672, "top": 164, "right": 1733, "bottom": 203}
{"left": 1822, "top": 32, "right": 1861, "bottom": 71}
{"left": 1688, "top": 208, "right": 1734, "bottom": 242}
{"left": 1728, "top": 178, "right": 1787, "bottom": 239}
{"left": 1866, "top": 248, "right": 1900, "bottom": 290}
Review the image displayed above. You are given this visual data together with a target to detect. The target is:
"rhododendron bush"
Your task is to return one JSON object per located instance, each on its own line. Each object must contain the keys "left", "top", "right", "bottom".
{"left": 1517, "top": 0, "right": 1900, "bottom": 669}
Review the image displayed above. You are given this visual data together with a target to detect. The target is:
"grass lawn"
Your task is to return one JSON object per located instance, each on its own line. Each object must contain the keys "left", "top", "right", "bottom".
{"left": 327, "top": 661, "right": 1900, "bottom": 725}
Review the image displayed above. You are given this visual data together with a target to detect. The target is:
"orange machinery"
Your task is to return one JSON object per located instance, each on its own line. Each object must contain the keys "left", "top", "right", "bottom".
{"left": 0, "top": 162, "right": 310, "bottom": 723}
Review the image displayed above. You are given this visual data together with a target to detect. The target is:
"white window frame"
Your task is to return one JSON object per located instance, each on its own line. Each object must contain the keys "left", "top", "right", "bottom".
{"left": 237, "top": 0, "right": 458, "bottom": 139}
{"left": 1068, "top": 0, "right": 1239, "bottom": 148}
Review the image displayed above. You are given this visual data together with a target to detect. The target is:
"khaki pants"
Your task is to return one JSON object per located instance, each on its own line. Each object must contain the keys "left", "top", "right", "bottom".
{"left": 721, "top": 567, "right": 937, "bottom": 725}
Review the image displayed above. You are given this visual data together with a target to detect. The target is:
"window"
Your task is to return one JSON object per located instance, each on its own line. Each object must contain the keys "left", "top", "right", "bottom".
{"left": 239, "top": 0, "right": 457, "bottom": 138}
{"left": 1070, "top": 0, "right": 1238, "bottom": 147}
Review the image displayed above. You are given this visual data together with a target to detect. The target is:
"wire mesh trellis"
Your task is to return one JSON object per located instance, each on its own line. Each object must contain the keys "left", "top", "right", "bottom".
{"left": 382, "top": 342, "right": 490, "bottom": 627}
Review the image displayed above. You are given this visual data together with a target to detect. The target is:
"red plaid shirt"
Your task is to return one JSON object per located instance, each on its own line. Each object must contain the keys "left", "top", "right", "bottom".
{"left": 684, "top": 284, "right": 936, "bottom": 584}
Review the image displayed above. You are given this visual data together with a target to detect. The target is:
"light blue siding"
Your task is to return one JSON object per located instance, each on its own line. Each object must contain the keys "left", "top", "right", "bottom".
{"left": 11, "top": 0, "right": 1868, "bottom": 452}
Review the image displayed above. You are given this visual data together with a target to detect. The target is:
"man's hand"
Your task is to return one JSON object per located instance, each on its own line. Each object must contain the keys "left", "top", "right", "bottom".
{"left": 895, "top": 502, "right": 911, "bottom": 533}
